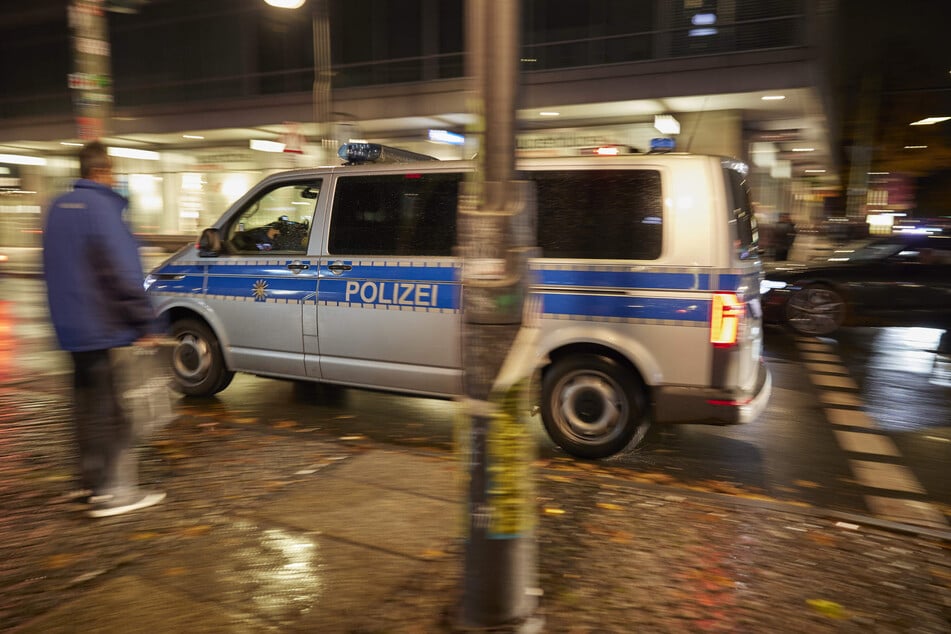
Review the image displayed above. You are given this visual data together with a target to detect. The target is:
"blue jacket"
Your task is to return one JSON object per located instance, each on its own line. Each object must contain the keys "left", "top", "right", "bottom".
{"left": 42, "top": 179, "right": 161, "bottom": 352}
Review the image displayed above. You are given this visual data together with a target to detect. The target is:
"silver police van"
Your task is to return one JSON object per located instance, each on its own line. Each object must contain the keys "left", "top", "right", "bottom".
{"left": 145, "top": 143, "right": 771, "bottom": 459}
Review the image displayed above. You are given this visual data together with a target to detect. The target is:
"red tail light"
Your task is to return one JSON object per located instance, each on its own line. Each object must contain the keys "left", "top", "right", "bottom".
{"left": 710, "top": 292, "right": 744, "bottom": 347}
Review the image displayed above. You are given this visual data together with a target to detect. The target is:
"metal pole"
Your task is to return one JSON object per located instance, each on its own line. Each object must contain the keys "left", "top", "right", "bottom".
{"left": 69, "top": 0, "right": 113, "bottom": 140}
{"left": 458, "top": 0, "right": 540, "bottom": 629}
{"left": 311, "top": 0, "right": 332, "bottom": 162}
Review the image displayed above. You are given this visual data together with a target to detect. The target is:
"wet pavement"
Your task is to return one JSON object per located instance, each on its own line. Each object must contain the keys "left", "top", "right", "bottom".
{"left": 1, "top": 376, "right": 950, "bottom": 633}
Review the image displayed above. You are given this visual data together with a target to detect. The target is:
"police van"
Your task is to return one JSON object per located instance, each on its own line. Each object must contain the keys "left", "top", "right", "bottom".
{"left": 145, "top": 142, "right": 771, "bottom": 459}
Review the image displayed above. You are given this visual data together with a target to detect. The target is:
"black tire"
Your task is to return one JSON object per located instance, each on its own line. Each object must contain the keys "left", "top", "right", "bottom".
{"left": 784, "top": 284, "right": 846, "bottom": 336}
{"left": 169, "top": 318, "right": 234, "bottom": 396}
{"left": 540, "top": 354, "right": 648, "bottom": 459}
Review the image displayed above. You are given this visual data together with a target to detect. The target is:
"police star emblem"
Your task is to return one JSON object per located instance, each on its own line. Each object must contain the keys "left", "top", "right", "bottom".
{"left": 252, "top": 279, "right": 269, "bottom": 302}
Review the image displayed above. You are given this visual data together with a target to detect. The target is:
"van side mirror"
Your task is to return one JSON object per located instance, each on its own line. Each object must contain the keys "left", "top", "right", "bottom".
{"left": 198, "top": 228, "right": 222, "bottom": 257}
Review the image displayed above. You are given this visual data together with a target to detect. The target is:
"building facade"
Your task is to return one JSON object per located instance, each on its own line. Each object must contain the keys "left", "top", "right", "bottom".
{"left": 0, "top": 0, "right": 837, "bottom": 247}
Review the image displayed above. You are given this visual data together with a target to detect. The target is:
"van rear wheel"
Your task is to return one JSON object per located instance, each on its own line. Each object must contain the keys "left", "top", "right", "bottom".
{"left": 541, "top": 354, "right": 648, "bottom": 459}
{"left": 169, "top": 318, "right": 234, "bottom": 396}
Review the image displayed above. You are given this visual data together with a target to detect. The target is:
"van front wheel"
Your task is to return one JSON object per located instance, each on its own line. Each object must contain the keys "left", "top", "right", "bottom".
{"left": 541, "top": 354, "right": 648, "bottom": 460}
{"left": 169, "top": 318, "right": 234, "bottom": 396}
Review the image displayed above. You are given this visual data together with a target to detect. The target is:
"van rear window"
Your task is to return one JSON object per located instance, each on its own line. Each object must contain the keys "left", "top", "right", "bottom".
{"left": 531, "top": 170, "right": 663, "bottom": 260}
{"left": 725, "top": 168, "right": 759, "bottom": 261}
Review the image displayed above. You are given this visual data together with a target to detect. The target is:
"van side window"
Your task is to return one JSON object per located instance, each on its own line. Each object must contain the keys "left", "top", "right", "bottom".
{"left": 329, "top": 173, "right": 462, "bottom": 256}
{"left": 226, "top": 181, "right": 320, "bottom": 254}
{"left": 531, "top": 170, "right": 663, "bottom": 260}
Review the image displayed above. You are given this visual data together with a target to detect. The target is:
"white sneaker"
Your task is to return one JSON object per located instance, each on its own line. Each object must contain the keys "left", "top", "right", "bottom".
{"left": 86, "top": 490, "right": 166, "bottom": 518}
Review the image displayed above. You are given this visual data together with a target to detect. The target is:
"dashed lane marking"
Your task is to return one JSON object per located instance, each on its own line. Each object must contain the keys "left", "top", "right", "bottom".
{"left": 864, "top": 496, "right": 950, "bottom": 528}
{"left": 811, "top": 374, "right": 859, "bottom": 389}
{"left": 849, "top": 460, "right": 927, "bottom": 494}
{"left": 804, "top": 362, "right": 850, "bottom": 375}
{"left": 833, "top": 430, "right": 901, "bottom": 456}
{"left": 796, "top": 337, "right": 949, "bottom": 528}
{"left": 799, "top": 352, "right": 843, "bottom": 363}
{"left": 825, "top": 408, "right": 877, "bottom": 428}
{"left": 818, "top": 390, "right": 863, "bottom": 407}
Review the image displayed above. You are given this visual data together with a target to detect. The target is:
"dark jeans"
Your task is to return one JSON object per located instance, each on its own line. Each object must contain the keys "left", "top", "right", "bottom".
{"left": 71, "top": 349, "right": 135, "bottom": 496}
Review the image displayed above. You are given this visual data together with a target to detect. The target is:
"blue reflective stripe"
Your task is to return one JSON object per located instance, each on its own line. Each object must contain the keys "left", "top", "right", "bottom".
{"left": 540, "top": 293, "right": 709, "bottom": 323}
{"left": 205, "top": 261, "right": 319, "bottom": 277}
{"left": 534, "top": 269, "right": 711, "bottom": 290}
{"left": 205, "top": 275, "right": 317, "bottom": 302}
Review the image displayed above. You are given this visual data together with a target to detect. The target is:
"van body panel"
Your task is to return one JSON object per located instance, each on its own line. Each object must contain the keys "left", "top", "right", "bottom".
{"left": 146, "top": 150, "right": 771, "bottom": 457}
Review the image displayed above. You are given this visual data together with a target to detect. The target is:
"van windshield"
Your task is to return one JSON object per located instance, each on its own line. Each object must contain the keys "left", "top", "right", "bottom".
{"left": 725, "top": 167, "right": 759, "bottom": 261}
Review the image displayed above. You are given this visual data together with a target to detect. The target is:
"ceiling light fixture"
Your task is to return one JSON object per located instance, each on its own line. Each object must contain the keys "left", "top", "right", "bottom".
{"left": 107, "top": 147, "right": 160, "bottom": 160}
{"left": 761, "top": 95, "right": 786, "bottom": 101}
{"left": 264, "top": 0, "right": 305, "bottom": 8}
{"left": 183, "top": 134, "right": 205, "bottom": 140}
{"left": 250, "top": 139, "right": 286, "bottom": 153}
{"left": 654, "top": 115, "right": 681, "bottom": 135}
{"left": 539, "top": 111, "right": 560, "bottom": 117}
{"left": 0, "top": 153, "right": 47, "bottom": 166}
{"left": 790, "top": 147, "right": 814, "bottom": 152}
{"left": 909, "top": 117, "right": 950, "bottom": 126}
{"left": 804, "top": 169, "right": 826, "bottom": 173}
{"left": 904, "top": 145, "right": 928, "bottom": 149}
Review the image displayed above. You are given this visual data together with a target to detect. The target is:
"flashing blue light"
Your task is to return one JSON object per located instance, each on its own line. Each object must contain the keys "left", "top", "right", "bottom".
{"left": 428, "top": 129, "right": 465, "bottom": 145}
{"left": 691, "top": 12, "right": 717, "bottom": 26}
{"left": 339, "top": 143, "right": 381, "bottom": 163}
{"left": 650, "top": 138, "right": 676, "bottom": 153}
{"left": 689, "top": 27, "right": 718, "bottom": 37}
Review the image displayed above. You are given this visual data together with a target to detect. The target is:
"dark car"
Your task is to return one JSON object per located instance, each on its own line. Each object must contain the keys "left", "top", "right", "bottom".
{"left": 761, "top": 231, "right": 951, "bottom": 336}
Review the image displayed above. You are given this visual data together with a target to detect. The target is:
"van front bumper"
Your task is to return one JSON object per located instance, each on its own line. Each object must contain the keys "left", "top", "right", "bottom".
{"left": 653, "top": 360, "right": 772, "bottom": 425}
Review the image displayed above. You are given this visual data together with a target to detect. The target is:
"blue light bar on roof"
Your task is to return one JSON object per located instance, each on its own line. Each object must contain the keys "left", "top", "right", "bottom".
{"left": 649, "top": 138, "right": 676, "bottom": 153}
{"left": 428, "top": 129, "right": 465, "bottom": 145}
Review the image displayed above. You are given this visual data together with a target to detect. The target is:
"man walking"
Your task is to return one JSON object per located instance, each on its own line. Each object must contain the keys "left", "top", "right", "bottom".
{"left": 43, "top": 140, "right": 166, "bottom": 518}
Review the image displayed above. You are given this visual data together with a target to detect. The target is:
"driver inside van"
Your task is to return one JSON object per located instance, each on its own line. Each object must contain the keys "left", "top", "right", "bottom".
{"left": 231, "top": 224, "right": 281, "bottom": 251}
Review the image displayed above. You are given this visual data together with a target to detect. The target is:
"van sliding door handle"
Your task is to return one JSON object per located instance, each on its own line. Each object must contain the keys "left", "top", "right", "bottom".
{"left": 286, "top": 261, "right": 310, "bottom": 273}
{"left": 328, "top": 262, "right": 353, "bottom": 274}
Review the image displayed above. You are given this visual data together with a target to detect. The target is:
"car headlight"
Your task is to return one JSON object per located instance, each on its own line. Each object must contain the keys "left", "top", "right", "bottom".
{"left": 143, "top": 273, "right": 157, "bottom": 292}
{"left": 760, "top": 279, "right": 787, "bottom": 295}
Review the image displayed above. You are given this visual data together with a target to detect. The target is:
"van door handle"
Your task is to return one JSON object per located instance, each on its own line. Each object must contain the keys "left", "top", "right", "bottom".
{"left": 287, "top": 261, "right": 310, "bottom": 273}
{"left": 328, "top": 262, "right": 353, "bottom": 274}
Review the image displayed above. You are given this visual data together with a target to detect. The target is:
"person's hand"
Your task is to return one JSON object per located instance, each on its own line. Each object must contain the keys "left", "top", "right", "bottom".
{"left": 134, "top": 334, "right": 173, "bottom": 348}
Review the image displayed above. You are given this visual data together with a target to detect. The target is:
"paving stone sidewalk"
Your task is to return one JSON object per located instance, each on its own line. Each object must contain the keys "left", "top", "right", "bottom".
{"left": 1, "top": 385, "right": 950, "bottom": 633}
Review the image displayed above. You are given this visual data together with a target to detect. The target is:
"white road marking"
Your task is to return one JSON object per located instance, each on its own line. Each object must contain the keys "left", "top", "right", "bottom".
{"left": 825, "top": 408, "right": 877, "bottom": 428}
{"left": 819, "top": 390, "right": 863, "bottom": 407}
{"left": 800, "top": 352, "right": 843, "bottom": 363}
{"left": 833, "top": 430, "right": 901, "bottom": 456}
{"left": 797, "top": 338, "right": 949, "bottom": 527}
{"left": 863, "top": 496, "right": 950, "bottom": 529}
{"left": 804, "top": 362, "right": 850, "bottom": 375}
{"left": 849, "top": 460, "right": 926, "bottom": 494}
{"left": 810, "top": 374, "right": 858, "bottom": 389}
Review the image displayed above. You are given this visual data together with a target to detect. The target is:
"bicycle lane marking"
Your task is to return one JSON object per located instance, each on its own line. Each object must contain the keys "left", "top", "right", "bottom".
{"left": 795, "top": 336, "right": 949, "bottom": 529}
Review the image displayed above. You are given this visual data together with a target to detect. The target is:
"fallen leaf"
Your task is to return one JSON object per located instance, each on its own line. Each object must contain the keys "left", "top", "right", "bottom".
{"left": 596, "top": 502, "right": 624, "bottom": 511}
{"left": 181, "top": 525, "right": 212, "bottom": 537}
{"left": 544, "top": 507, "right": 566, "bottom": 515}
{"left": 163, "top": 567, "right": 189, "bottom": 577}
{"left": 794, "top": 479, "right": 823, "bottom": 489}
{"left": 806, "top": 598, "right": 848, "bottom": 619}
{"left": 130, "top": 532, "right": 161, "bottom": 541}
{"left": 609, "top": 530, "right": 633, "bottom": 543}
{"left": 45, "top": 554, "right": 81, "bottom": 569}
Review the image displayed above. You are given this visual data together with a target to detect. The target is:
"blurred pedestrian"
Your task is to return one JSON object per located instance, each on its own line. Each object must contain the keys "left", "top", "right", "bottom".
{"left": 774, "top": 213, "right": 797, "bottom": 261}
{"left": 42, "top": 140, "right": 166, "bottom": 518}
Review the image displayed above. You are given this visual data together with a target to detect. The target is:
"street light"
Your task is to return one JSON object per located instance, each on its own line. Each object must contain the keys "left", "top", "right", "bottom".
{"left": 264, "top": 0, "right": 305, "bottom": 8}
{"left": 263, "top": 0, "right": 332, "bottom": 162}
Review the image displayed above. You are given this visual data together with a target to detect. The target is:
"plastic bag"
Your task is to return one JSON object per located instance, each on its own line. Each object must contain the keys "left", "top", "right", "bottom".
{"left": 113, "top": 344, "right": 177, "bottom": 441}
